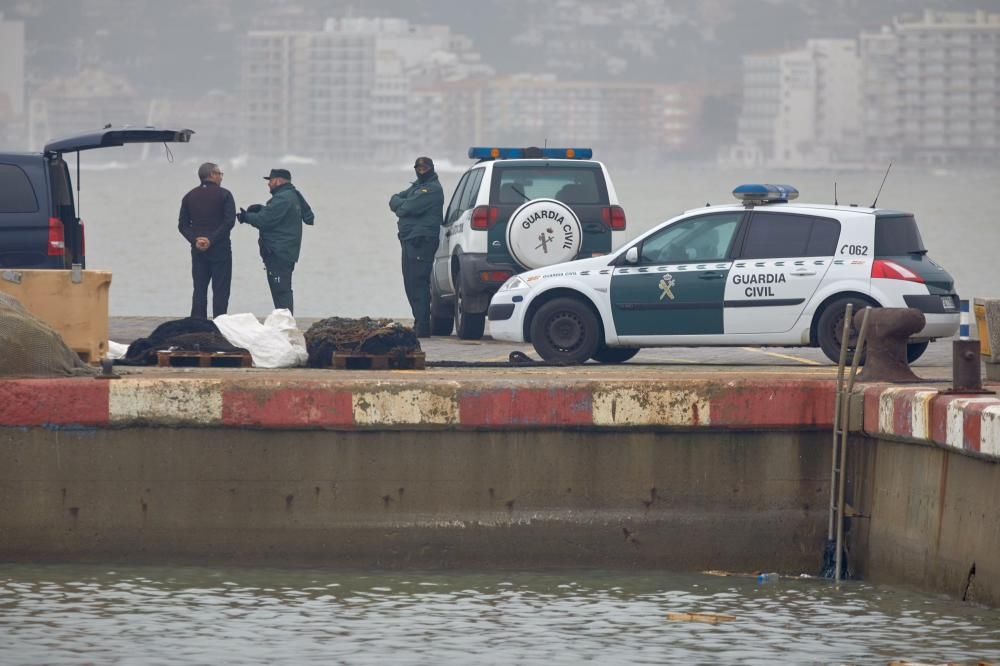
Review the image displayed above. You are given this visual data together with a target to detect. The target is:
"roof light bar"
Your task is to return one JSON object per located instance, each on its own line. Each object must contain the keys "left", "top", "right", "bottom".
{"left": 468, "top": 147, "right": 593, "bottom": 160}
{"left": 732, "top": 183, "right": 799, "bottom": 204}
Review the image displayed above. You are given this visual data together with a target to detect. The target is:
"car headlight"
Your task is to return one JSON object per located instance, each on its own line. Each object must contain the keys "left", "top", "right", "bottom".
{"left": 498, "top": 275, "right": 529, "bottom": 292}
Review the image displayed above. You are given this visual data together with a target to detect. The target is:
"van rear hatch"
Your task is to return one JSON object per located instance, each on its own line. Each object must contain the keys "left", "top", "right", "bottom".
{"left": 44, "top": 127, "right": 193, "bottom": 155}
{"left": 874, "top": 212, "right": 958, "bottom": 312}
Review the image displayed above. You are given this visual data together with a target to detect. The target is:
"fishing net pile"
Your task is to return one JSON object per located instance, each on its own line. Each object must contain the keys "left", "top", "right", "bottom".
{"left": 116, "top": 317, "right": 249, "bottom": 366}
{"left": 0, "top": 293, "right": 96, "bottom": 377}
{"left": 304, "top": 317, "right": 420, "bottom": 368}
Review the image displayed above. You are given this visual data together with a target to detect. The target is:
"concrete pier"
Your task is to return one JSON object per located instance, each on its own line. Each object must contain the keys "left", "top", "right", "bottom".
{"left": 1, "top": 358, "right": 998, "bottom": 605}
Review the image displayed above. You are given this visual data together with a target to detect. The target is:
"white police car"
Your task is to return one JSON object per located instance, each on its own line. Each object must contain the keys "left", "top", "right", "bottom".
{"left": 430, "top": 147, "right": 626, "bottom": 340}
{"left": 488, "top": 184, "right": 960, "bottom": 364}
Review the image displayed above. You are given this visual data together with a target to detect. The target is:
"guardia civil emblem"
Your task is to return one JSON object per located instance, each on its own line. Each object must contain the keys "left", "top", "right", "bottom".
{"left": 658, "top": 273, "right": 675, "bottom": 300}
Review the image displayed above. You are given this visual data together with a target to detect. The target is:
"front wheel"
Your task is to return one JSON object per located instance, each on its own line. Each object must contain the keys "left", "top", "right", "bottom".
{"left": 530, "top": 297, "right": 601, "bottom": 364}
{"left": 816, "top": 296, "right": 875, "bottom": 364}
{"left": 591, "top": 346, "right": 640, "bottom": 364}
{"left": 454, "top": 279, "right": 485, "bottom": 340}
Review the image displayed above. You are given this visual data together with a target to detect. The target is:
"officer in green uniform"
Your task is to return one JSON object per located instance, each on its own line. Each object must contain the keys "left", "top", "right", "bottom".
{"left": 389, "top": 156, "right": 444, "bottom": 337}
{"left": 239, "top": 168, "right": 314, "bottom": 314}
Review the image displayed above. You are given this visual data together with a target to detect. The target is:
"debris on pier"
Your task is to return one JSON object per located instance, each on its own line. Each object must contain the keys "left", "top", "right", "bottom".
{"left": 304, "top": 317, "right": 420, "bottom": 368}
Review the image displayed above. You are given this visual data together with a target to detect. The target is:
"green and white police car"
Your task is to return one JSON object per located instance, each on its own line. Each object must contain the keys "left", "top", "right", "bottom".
{"left": 487, "top": 184, "right": 960, "bottom": 364}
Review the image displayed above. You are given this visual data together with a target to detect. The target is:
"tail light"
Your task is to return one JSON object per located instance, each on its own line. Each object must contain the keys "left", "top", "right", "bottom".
{"left": 471, "top": 205, "right": 500, "bottom": 230}
{"left": 871, "top": 259, "right": 924, "bottom": 283}
{"left": 479, "top": 270, "right": 512, "bottom": 283}
{"left": 601, "top": 205, "right": 627, "bottom": 231}
{"left": 47, "top": 217, "right": 65, "bottom": 256}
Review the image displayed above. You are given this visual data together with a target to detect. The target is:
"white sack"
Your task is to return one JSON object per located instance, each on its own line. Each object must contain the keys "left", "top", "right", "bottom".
{"left": 264, "top": 309, "right": 308, "bottom": 367}
{"left": 106, "top": 340, "right": 129, "bottom": 360}
{"left": 213, "top": 310, "right": 305, "bottom": 368}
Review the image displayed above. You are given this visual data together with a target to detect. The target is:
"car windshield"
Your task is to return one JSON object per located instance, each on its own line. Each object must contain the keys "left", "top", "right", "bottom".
{"left": 493, "top": 166, "right": 606, "bottom": 205}
{"left": 875, "top": 214, "right": 926, "bottom": 255}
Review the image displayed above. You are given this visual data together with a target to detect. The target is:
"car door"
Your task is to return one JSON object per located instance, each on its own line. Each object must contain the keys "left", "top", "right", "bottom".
{"left": 724, "top": 211, "right": 839, "bottom": 334}
{"left": 434, "top": 170, "right": 470, "bottom": 297}
{"left": 610, "top": 211, "right": 743, "bottom": 342}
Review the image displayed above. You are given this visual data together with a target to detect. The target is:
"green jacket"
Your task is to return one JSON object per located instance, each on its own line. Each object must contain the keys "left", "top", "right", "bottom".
{"left": 246, "top": 183, "right": 314, "bottom": 266}
{"left": 389, "top": 173, "right": 444, "bottom": 240}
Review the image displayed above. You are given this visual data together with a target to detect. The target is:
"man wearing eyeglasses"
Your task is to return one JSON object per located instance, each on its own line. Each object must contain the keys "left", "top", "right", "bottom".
{"left": 178, "top": 162, "right": 236, "bottom": 319}
{"left": 389, "top": 156, "right": 444, "bottom": 337}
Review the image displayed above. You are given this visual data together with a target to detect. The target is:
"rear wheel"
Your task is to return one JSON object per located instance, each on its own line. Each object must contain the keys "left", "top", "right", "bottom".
{"left": 907, "top": 341, "right": 929, "bottom": 364}
{"left": 591, "top": 346, "right": 640, "bottom": 364}
{"left": 530, "top": 297, "right": 601, "bottom": 364}
{"left": 454, "top": 278, "right": 485, "bottom": 340}
{"left": 816, "top": 296, "right": 875, "bottom": 364}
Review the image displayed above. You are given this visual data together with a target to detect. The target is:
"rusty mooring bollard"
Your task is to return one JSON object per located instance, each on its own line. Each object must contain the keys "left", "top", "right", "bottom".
{"left": 946, "top": 339, "right": 995, "bottom": 395}
{"left": 853, "top": 307, "right": 925, "bottom": 383}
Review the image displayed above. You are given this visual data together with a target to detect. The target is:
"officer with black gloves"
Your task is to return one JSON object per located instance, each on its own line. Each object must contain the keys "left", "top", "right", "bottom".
{"left": 389, "top": 156, "right": 444, "bottom": 337}
{"left": 240, "top": 168, "right": 314, "bottom": 314}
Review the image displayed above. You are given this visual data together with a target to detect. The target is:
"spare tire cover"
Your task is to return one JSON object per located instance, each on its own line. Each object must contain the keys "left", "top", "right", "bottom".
{"left": 506, "top": 198, "right": 582, "bottom": 270}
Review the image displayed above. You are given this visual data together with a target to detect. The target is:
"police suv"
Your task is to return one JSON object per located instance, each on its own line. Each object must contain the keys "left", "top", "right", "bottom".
{"left": 430, "top": 147, "right": 626, "bottom": 339}
{"left": 487, "top": 184, "right": 960, "bottom": 364}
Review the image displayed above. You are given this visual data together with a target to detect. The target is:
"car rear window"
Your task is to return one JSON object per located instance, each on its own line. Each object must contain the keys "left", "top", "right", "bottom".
{"left": 492, "top": 166, "right": 607, "bottom": 205}
{"left": 0, "top": 164, "right": 39, "bottom": 213}
{"left": 739, "top": 212, "right": 841, "bottom": 258}
{"left": 875, "top": 214, "right": 926, "bottom": 255}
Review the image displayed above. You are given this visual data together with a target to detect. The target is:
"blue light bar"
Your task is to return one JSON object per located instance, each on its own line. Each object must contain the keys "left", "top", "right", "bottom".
{"left": 468, "top": 146, "right": 593, "bottom": 160}
{"left": 732, "top": 183, "right": 799, "bottom": 203}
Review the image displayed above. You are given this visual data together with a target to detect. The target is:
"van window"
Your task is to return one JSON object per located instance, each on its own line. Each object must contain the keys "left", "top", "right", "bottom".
{"left": 740, "top": 212, "right": 841, "bottom": 258}
{"left": 459, "top": 168, "right": 484, "bottom": 212}
{"left": 0, "top": 165, "right": 39, "bottom": 213}
{"left": 492, "top": 166, "right": 607, "bottom": 205}
{"left": 445, "top": 172, "right": 470, "bottom": 224}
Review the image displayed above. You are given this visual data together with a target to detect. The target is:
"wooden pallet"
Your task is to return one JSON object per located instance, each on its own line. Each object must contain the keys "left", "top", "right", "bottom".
{"left": 156, "top": 350, "right": 253, "bottom": 368}
{"left": 331, "top": 350, "right": 425, "bottom": 370}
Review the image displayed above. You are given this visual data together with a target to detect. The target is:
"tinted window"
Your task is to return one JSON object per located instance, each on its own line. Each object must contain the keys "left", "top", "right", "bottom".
{"left": 445, "top": 172, "right": 470, "bottom": 224}
{"left": 806, "top": 218, "right": 841, "bottom": 256}
{"left": 493, "top": 166, "right": 606, "bottom": 205}
{"left": 459, "top": 168, "right": 484, "bottom": 212}
{"left": 638, "top": 212, "right": 742, "bottom": 264}
{"left": 0, "top": 164, "right": 39, "bottom": 213}
{"left": 740, "top": 213, "right": 812, "bottom": 258}
{"left": 875, "top": 215, "right": 926, "bottom": 255}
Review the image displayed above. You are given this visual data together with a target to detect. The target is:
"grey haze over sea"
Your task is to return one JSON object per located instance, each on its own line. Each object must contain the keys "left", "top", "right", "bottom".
{"left": 79, "top": 152, "right": 999, "bottom": 318}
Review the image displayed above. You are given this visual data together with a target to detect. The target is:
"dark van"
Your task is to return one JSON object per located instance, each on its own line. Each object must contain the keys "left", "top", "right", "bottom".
{"left": 0, "top": 127, "right": 193, "bottom": 268}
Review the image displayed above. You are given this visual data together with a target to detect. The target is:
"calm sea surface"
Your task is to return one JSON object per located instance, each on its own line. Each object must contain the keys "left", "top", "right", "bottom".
{"left": 74, "top": 152, "right": 1000, "bottom": 318}
{"left": 2, "top": 564, "right": 999, "bottom": 664}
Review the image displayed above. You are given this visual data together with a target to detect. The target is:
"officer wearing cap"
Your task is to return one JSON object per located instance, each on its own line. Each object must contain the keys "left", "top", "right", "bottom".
{"left": 238, "top": 168, "right": 314, "bottom": 314}
{"left": 389, "top": 156, "right": 444, "bottom": 337}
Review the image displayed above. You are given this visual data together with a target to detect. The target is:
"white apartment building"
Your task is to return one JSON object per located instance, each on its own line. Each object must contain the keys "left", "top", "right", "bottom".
{"left": 731, "top": 40, "right": 861, "bottom": 167}
{"left": 242, "top": 18, "right": 491, "bottom": 162}
{"left": 862, "top": 9, "right": 1000, "bottom": 165}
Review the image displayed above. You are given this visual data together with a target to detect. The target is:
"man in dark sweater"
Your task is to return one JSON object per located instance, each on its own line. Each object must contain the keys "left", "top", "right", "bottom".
{"left": 178, "top": 162, "right": 236, "bottom": 319}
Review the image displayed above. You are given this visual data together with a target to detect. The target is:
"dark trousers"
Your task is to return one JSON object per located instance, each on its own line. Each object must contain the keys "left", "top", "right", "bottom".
{"left": 400, "top": 236, "right": 438, "bottom": 334}
{"left": 191, "top": 241, "right": 232, "bottom": 319}
{"left": 264, "top": 259, "right": 295, "bottom": 314}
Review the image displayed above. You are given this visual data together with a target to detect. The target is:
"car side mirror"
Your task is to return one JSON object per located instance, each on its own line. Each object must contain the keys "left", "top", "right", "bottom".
{"left": 625, "top": 246, "right": 639, "bottom": 264}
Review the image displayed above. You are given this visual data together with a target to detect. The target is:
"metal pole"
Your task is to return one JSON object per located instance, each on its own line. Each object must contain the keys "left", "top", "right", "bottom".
{"left": 835, "top": 306, "right": 870, "bottom": 583}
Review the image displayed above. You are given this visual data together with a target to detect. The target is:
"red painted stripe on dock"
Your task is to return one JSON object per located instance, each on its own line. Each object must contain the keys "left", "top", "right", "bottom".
{"left": 0, "top": 379, "right": 109, "bottom": 427}
{"left": 863, "top": 386, "right": 884, "bottom": 433}
{"left": 459, "top": 388, "right": 592, "bottom": 427}
{"left": 708, "top": 381, "right": 836, "bottom": 428}
{"left": 222, "top": 384, "right": 354, "bottom": 428}
{"left": 929, "top": 396, "right": 951, "bottom": 446}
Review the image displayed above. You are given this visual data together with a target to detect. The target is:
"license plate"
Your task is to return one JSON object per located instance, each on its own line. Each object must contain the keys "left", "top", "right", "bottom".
{"left": 941, "top": 296, "right": 956, "bottom": 311}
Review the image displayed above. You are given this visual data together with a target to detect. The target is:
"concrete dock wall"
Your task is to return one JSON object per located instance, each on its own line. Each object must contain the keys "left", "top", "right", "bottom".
{"left": 1, "top": 374, "right": 999, "bottom": 605}
{"left": 0, "top": 427, "right": 831, "bottom": 572}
